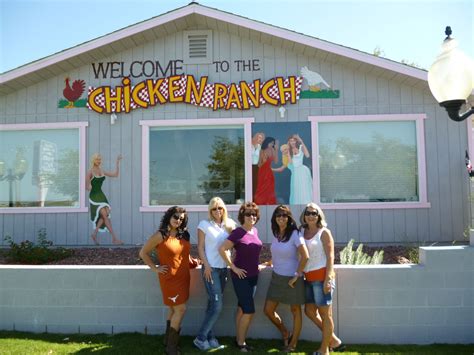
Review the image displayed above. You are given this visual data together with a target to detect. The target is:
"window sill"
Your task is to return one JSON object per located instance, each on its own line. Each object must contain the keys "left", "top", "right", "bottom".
{"left": 318, "top": 202, "right": 431, "bottom": 209}
{"left": 0, "top": 207, "right": 88, "bottom": 214}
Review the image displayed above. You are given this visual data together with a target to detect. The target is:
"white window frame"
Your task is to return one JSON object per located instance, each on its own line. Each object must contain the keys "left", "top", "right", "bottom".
{"left": 310, "top": 114, "right": 430, "bottom": 209}
{"left": 139, "top": 118, "right": 254, "bottom": 212}
{"left": 0, "top": 122, "right": 88, "bottom": 214}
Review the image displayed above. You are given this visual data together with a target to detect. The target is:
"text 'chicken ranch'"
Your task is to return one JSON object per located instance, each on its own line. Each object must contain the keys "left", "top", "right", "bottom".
{"left": 87, "top": 75, "right": 304, "bottom": 113}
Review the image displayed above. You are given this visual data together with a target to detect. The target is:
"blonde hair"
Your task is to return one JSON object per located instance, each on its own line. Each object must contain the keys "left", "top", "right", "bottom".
{"left": 89, "top": 153, "right": 102, "bottom": 170}
{"left": 208, "top": 197, "right": 236, "bottom": 233}
{"left": 280, "top": 144, "right": 289, "bottom": 166}
{"left": 300, "top": 202, "right": 327, "bottom": 228}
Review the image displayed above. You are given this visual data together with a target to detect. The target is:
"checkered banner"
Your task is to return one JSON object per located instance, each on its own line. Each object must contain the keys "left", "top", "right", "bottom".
{"left": 87, "top": 75, "right": 303, "bottom": 113}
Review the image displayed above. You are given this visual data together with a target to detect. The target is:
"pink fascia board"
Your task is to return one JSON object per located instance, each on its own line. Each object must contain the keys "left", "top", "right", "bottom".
{"left": 0, "top": 121, "right": 89, "bottom": 213}
{"left": 308, "top": 113, "right": 429, "bottom": 208}
{"left": 1, "top": 4, "right": 428, "bottom": 85}
{"left": 196, "top": 7, "right": 427, "bottom": 81}
{"left": 0, "top": 6, "right": 195, "bottom": 83}
{"left": 140, "top": 205, "right": 242, "bottom": 213}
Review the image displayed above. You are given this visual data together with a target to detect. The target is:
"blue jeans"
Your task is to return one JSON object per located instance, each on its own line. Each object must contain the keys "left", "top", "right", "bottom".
{"left": 196, "top": 267, "right": 228, "bottom": 341}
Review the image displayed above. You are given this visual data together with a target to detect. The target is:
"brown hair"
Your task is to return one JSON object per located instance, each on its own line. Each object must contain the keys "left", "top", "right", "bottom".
{"left": 237, "top": 201, "right": 260, "bottom": 225}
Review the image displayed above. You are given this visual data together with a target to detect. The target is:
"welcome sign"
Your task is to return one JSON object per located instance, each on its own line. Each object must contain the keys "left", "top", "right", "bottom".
{"left": 87, "top": 75, "right": 303, "bottom": 114}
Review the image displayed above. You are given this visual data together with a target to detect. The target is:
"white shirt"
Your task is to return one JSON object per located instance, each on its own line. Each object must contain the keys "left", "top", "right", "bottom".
{"left": 303, "top": 228, "right": 327, "bottom": 272}
{"left": 252, "top": 144, "right": 261, "bottom": 165}
{"left": 198, "top": 219, "right": 235, "bottom": 268}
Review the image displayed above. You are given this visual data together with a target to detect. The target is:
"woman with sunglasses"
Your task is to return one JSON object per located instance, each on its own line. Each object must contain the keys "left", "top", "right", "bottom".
{"left": 219, "top": 202, "right": 263, "bottom": 352}
{"left": 263, "top": 205, "right": 309, "bottom": 352}
{"left": 139, "top": 206, "right": 198, "bottom": 355}
{"left": 300, "top": 203, "right": 344, "bottom": 355}
{"left": 193, "top": 197, "right": 237, "bottom": 351}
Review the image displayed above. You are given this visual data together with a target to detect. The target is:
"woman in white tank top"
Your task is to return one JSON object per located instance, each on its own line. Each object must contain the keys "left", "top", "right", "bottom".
{"left": 300, "top": 203, "right": 345, "bottom": 354}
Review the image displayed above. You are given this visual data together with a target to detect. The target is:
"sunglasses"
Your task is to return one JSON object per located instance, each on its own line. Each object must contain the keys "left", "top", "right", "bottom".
{"left": 172, "top": 214, "right": 185, "bottom": 222}
{"left": 275, "top": 213, "right": 288, "bottom": 218}
{"left": 305, "top": 211, "right": 319, "bottom": 217}
{"left": 211, "top": 206, "right": 224, "bottom": 212}
{"left": 244, "top": 212, "right": 257, "bottom": 217}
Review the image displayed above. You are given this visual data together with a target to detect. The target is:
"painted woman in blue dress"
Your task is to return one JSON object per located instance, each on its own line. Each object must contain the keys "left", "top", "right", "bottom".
{"left": 287, "top": 134, "right": 313, "bottom": 205}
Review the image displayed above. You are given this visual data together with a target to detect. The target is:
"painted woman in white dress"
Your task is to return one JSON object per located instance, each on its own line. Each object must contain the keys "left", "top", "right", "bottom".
{"left": 287, "top": 134, "right": 313, "bottom": 205}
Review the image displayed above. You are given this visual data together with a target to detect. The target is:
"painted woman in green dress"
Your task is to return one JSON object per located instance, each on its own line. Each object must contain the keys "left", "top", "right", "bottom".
{"left": 86, "top": 153, "right": 123, "bottom": 245}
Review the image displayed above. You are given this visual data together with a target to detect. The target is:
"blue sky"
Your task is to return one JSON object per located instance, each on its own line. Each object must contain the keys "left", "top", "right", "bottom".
{"left": 0, "top": 0, "right": 472, "bottom": 73}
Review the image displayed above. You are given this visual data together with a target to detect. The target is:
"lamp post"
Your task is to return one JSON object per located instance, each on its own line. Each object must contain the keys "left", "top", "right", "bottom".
{"left": 0, "top": 159, "right": 28, "bottom": 207}
{"left": 427, "top": 26, "right": 474, "bottom": 122}
{"left": 428, "top": 27, "right": 474, "bottom": 246}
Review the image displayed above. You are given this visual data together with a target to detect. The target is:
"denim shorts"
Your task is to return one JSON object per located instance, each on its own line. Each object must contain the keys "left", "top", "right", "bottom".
{"left": 305, "top": 279, "right": 335, "bottom": 306}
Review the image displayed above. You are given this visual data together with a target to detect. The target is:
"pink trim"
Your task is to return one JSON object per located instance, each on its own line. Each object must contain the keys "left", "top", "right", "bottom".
{"left": 140, "top": 117, "right": 253, "bottom": 211}
{"left": 0, "top": 122, "right": 89, "bottom": 130}
{"left": 1, "top": 4, "right": 427, "bottom": 85}
{"left": 308, "top": 114, "right": 427, "bottom": 123}
{"left": 320, "top": 202, "right": 431, "bottom": 210}
{"left": 141, "top": 124, "right": 150, "bottom": 207}
{"left": 140, "top": 205, "right": 241, "bottom": 213}
{"left": 0, "top": 121, "right": 89, "bottom": 214}
{"left": 196, "top": 7, "right": 427, "bottom": 81}
{"left": 0, "top": 207, "right": 88, "bottom": 214}
{"left": 139, "top": 118, "right": 254, "bottom": 126}
{"left": 244, "top": 120, "right": 254, "bottom": 201}
{"left": 311, "top": 119, "right": 319, "bottom": 203}
{"left": 309, "top": 114, "right": 429, "bottom": 207}
{"left": 467, "top": 118, "right": 473, "bottom": 160}
{"left": 79, "top": 125, "right": 87, "bottom": 209}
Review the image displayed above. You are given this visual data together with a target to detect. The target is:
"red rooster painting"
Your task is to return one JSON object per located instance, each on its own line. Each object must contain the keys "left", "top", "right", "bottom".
{"left": 63, "top": 77, "right": 86, "bottom": 108}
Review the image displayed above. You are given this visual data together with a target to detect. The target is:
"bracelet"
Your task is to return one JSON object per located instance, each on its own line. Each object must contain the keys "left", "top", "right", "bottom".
{"left": 293, "top": 271, "right": 302, "bottom": 277}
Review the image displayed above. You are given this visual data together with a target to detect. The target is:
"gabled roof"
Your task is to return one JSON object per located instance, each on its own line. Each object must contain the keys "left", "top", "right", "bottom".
{"left": 0, "top": 2, "right": 428, "bottom": 96}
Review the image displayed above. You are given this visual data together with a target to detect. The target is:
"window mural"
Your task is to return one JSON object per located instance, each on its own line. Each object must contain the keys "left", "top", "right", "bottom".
{"left": 252, "top": 122, "right": 313, "bottom": 205}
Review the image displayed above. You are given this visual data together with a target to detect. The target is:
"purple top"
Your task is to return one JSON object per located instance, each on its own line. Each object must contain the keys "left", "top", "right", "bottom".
{"left": 270, "top": 230, "right": 305, "bottom": 277}
{"left": 227, "top": 226, "right": 263, "bottom": 278}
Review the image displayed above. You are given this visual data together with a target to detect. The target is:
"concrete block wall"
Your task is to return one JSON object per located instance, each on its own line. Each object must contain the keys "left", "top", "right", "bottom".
{"left": 0, "top": 246, "right": 473, "bottom": 344}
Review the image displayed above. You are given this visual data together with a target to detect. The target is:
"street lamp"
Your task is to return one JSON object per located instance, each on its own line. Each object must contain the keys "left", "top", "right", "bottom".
{"left": 0, "top": 158, "right": 28, "bottom": 207}
{"left": 428, "top": 26, "right": 474, "bottom": 122}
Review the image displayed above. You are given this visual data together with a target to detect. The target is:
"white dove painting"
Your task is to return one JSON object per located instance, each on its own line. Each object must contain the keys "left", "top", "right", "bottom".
{"left": 300, "top": 66, "right": 331, "bottom": 91}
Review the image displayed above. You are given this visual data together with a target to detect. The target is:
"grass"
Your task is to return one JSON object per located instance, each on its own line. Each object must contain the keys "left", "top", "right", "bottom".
{"left": 0, "top": 331, "right": 473, "bottom": 354}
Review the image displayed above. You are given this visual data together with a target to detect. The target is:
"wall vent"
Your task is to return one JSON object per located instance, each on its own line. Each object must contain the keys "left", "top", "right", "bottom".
{"left": 183, "top": 30, "right": 213, "bottom": 64}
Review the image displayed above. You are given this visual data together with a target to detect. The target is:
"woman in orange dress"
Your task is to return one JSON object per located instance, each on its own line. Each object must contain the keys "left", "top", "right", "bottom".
{"left": 140, "top": 206, "right": 198, "bottom": 355}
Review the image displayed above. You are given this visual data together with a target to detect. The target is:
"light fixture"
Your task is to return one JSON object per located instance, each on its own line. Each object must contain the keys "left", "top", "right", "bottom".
{"left": 428, "top": 26, "right": 474, "bottom": 122}
{"left": 111, "top": 113, "right": 118, "bottom": 125}
{"left": 278, "top": 106, "right": 286, "bottom": 118}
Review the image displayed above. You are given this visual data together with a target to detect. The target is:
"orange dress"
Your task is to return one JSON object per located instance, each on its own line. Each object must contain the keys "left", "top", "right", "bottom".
{"left": 156, "top": 235, "right": 191, "bottom": 306}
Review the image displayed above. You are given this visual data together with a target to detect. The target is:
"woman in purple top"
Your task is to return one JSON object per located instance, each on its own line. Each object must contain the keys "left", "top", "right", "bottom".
{"left": 219, "top": 202, "right": 263, "bottom": 352}
{"left": 263, "top": 205, "right": 309, "bottom": 352}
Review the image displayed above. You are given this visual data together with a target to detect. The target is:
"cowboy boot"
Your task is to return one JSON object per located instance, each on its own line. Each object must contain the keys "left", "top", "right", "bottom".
{"left": 165, "top": 326, "right": 180, "bottom": 355}
{"left": 163, "top": 320, "right": 170, "bottom": 346}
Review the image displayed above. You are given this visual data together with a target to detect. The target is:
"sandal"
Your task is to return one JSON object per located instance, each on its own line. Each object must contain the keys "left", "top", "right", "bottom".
{"left": 330, "top": 343, "right": 346, "bottom": 352}
{"left": 283, "top": 332, "right": 292, "bottom": 347}
{"left": 235, "top": 340, "right": 253, "bottom": 352}
{"left": 282, "top": 345, "right": 296, "bottom": 353}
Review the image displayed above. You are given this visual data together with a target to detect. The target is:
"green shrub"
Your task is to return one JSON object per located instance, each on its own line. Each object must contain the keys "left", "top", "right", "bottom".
{"left": 3, "top": 228, "right": 73, "bottom": 264}
{"left": 340, "top": 239, "right": 384, "bottom": 265}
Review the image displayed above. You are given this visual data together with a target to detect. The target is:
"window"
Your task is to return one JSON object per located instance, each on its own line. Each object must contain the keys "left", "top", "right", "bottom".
{"left": 140, "top": 118, "right": 253, "bottom": 211}
{"left": 310, "top": 114, "right": 429, "bottom": 209}
{"left": 0, "top": 122, "right": 88, "bottom": 213}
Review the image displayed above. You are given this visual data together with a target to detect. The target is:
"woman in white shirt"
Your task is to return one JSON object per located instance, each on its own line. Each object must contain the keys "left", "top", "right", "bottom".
{"left": 193, "top": 197, "right": 237, "bottom": 351}
{"left": 301, "top": 202, "right": 344, "bottom": 355}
